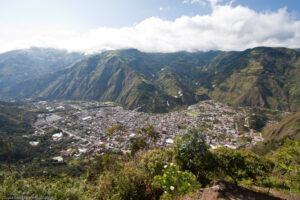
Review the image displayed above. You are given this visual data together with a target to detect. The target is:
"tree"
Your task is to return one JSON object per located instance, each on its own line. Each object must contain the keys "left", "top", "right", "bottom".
{"left": 173, "top": 128, "right": 217, "bottom": 186}
{"left": 3, "top": 138, "right": 15, "bottom": 173}
{"left": 214, "top": 147, "right": 273, "bottom": 185}
{"left": 106, "top": 125, "right": 126, "bottom": 137}
{"left": 130, "top": 137, "right": 148, "bottom": 156}
{"left": 137, "top": 124, "right": 160, "bottom": 148}
{"left": 248, "top": 110, "right": 268, "bottom": 131}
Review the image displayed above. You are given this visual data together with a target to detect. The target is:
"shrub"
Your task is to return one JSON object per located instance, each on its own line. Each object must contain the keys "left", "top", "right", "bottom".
{"left": 139, "top": 149, "right": 169, "bottom": 178}
{"left": 96, "top": 166, "right": 148, "bottom": 200}
{"left": 213, "top": 147, "right": 273, "bottom": 185}
{"left": 152, "top": 164, "right": 199, "bottom": 200}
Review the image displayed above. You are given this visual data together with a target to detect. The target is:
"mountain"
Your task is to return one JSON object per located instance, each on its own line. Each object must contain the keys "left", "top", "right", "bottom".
{"left": 0, "top": 47, "right": 84, "bottom": 90}
{"left": 0, "top": 101, "right": 36, "bottom": 135}
{"left": 3, "top": 49, "right": 221, "bottom": 112}
{"left": 251, "top": 112, "right": 300, "bottom": 155}
{"left": 1, "top": 47, "right": 300, "bottom": 112}
{"left": 208, "top": 47, "right": 300, "bottom": 111}
{"left": 262, "top": 112, "right": 300, "bottom": 141}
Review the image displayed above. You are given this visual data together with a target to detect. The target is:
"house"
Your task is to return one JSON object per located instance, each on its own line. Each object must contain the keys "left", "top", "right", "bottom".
{"left": 60, "top": 150, "right": 73, "bottom": 156}
{"left": 52, "top": 132, "right": 63, "bottom": 141}
{"left": 52, "top": 156, "right": 63, "bottom": 162}
{"left": 166, "top": 138, "right": 174, "bottom": 144}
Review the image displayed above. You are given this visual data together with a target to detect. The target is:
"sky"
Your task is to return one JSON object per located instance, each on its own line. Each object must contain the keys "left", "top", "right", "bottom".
{"left": 0, "top": 0, "right": 300, "bottom": 53}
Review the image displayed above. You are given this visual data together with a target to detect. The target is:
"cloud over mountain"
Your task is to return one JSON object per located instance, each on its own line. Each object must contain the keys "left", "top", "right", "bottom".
{"left": 0, "top": 3, "right": 300, "bottom": 54}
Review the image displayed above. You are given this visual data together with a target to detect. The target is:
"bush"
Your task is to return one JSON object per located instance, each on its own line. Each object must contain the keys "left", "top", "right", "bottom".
{"left": 213, "top": 147, "right": 273, "bottom": 185}
{"left": 139, "top": 149, "right": 170, "bottom": 178}
{"left": 96, "top": 166, "right": 148, "bottom": 200}
{"left": 0, "top": 173, "right": 91, "bottom": 200}
{"left": 266, "top": 140, "right": 300, "bottom": 194}
{"left": 152, "top": 163, "right": 199, "bottom": 200}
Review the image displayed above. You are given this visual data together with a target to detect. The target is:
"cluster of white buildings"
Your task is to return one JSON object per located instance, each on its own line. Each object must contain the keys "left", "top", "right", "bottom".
{"left": 32, "top": 100, "right": 264, "bottom": 158}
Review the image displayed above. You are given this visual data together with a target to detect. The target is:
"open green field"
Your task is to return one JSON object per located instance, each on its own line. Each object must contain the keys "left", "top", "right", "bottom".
{"left": 187, "top": 111, "right": 200, "bottom": 115}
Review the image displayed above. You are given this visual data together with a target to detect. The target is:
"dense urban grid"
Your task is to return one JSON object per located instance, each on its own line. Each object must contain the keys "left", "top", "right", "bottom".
{"left": 29, "top": 100, "right": 265, "bottom": 162}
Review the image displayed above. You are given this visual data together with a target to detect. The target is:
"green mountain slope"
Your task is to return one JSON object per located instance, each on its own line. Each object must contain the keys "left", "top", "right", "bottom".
{"left": 0, "top": 102, "right": 36, "bottom": 135}
{"left": 263, "top": 112, "right": 300, "bottom": 141}
{"left": 2, "top": 47, "right": 300, "bottom": 112}
{"left": 0, "top": 47, "right": 84, "bottom": 89}
{"left": 3, "top": 49, "right": 221, "bottom": 112}
{"left": 208, "top": 47, "right": 300, "bottom": 111}
{"left": 251, "top": 112, "right": 300, "bottom": 155}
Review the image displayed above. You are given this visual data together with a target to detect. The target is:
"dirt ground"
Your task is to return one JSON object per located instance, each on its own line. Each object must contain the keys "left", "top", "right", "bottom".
{"left": 181, "top": 180, "right": 300, "bottom": 200}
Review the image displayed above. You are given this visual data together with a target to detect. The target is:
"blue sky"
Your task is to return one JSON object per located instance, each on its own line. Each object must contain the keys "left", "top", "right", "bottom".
{"left": 0, "top": 0, "right": 300, "bottom": 53}
{"left": 1, "top": 0, "right": 299, "bottom": 31}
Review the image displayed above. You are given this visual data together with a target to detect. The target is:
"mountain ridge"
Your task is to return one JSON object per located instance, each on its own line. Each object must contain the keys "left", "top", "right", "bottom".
{"left": 1, "top": 47, "right": 300, "bottom": 113}
{"left": 0, "top": 47, "right": 84, "bottom": 90}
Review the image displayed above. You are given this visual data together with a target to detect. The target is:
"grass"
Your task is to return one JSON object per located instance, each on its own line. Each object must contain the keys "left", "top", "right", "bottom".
{"left": 187, "top": 111, "right": 200, "bottom": 115}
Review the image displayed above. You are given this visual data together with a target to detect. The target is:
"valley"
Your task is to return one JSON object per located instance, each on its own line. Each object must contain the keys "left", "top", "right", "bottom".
{"left": 25, "top": 99, "right": 282, "bottom": 161}
{"left": 0, "top": 47, "right": 299, "bottom": 199}
{"left": 1, "top": 1, "right": 300, "bottom": 198}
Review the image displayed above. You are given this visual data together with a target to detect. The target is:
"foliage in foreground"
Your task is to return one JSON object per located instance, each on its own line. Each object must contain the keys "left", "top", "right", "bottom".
{"left": 173, "top": 128, "right": 217, "bottom": 186}
{"left": 214, "top": 147, "right": 274, "bottom": 185}
{"left": 0, "top": 128, "right": 299, "bottom": 199}
{"left": 152, "top": 164, "right": 199, "bottom": 200}
{"left": 0, "top": 173, "right": 92, "bottom": 200}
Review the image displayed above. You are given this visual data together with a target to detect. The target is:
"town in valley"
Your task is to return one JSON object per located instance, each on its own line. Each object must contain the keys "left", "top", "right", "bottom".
{"left": 26, "top": 100, "right": 277, "bottom": 162}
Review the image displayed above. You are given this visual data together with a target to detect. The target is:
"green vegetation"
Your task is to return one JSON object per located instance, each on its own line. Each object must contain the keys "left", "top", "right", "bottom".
{"left": 262, "top": 112, "right": 300, "bottom": 141}
{"left": 3, "top": 47, "right": 300, "bottom": 113}
{"left": 0, "top": 46, "right": 299, "bottom": 198}
{"left": 130, "top": 136, "right": 148, "bottom": 156}
{"left": 0, "top": 102, "right": 36, "bottom": 135}
{"left": 214, "top": 147, "right": 273, "bottom": 185}
{"left": 0, "top": 47, "right": 83, "bottom": 90}
{"left": 187, "top": 111, "right": 199, "bottom": 115}
{"left": 152, "top": 164, "right": 199, "bottom": 200}
{"left": 0, "top": 174, "right": 91, "bottom": 200}
{"left": 173, "top": 129, "right": 217, "bottom": 186}
{"left": 0, "top": 127, "right": 299, "bottom": 199}
{"left": 237, "top": 136, "right": 252, "bottom": 144}
{"left": 129, "top": 124, "right": 162, "bottom": 155}
{"left": 252, "top": 112, "right": 300, "bottom": 155}
{"left": 248, "top": 109, "right": 268, "bottom": 131}
{"left": 106, "top": 125, "right": 126, "bottom": 136}
{"left": 250, "top": 113, "right": 300, "bottom": 195}
{"left": 265, "top": 140, "right": 300, "bottom": 194}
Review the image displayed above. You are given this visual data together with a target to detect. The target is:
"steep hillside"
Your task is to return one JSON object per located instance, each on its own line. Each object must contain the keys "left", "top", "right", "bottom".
{"left": 251, "top": 112, "right": 300, "bottom": 155}
{"left": 0, "top": 47, "right": 84, "bottom": 89}
{"left": 0, "top": 102, "right": 36, "bottom": 135}
{"left": 4, "top": 50, "right": 207, "bottom": 112}
{"left": 263, "top": 112, "right": 300, "bottom": 141}
{"left": 2, "top": 47, "right": 300, "bottom": 112}
{"left": 209, "top": 47, "right": 300, "bottom": 111}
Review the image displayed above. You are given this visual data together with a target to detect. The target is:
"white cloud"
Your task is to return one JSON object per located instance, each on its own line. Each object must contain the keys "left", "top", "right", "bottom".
{"left": 184, "top": 0, "right": 225, "bottom": 7}
{"left": 184, "top": 0, "right": 207, "bottom": 6}
{"left": 0, "top": 4, "right": 300, "bottom": 54}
